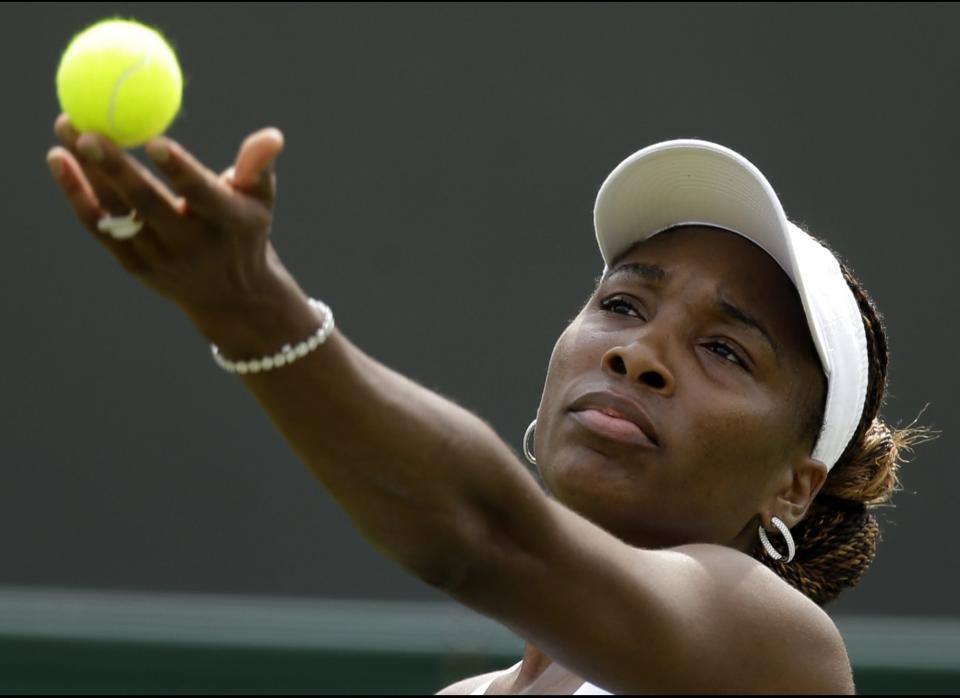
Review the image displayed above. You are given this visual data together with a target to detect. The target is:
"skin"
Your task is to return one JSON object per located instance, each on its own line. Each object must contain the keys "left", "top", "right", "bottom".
{"left": 445, "top": 226, "right": 832, "bottom": 694}
{"left": 46, "top": 114, "right": 284, "bottom": 319}
{"left": 537, "top": 225, "right": 827, "bottom": 556}
{"left": 46, "top": 118, "right": 849, "bottom": 693}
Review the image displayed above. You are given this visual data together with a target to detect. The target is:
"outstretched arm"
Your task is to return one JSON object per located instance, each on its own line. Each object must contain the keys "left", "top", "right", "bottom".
{"left": 46, "top": 119, "right": 853, "bottom": 694}
{"left": 190, "top": 279, "right": 536, "bottom": 590}
{"left": 45, "top": 117, "right": 537, "bottom": 589}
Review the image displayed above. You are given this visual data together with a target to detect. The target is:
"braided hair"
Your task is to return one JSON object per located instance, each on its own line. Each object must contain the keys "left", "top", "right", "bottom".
{"left": 751, "top": 232, "right": 936, "bottom": 606}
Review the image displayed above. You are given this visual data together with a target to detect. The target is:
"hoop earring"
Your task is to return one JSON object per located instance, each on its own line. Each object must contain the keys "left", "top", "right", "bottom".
{"left": 523, "top": 419, "right": 537, "bottom": 465}
{"left": 758, "top": 516, "right": 796, "bottom": 563}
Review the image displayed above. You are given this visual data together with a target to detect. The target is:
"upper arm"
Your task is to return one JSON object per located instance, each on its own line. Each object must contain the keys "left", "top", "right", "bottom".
{"left": 446, "top": 494, "right": 854, "bottom": 694}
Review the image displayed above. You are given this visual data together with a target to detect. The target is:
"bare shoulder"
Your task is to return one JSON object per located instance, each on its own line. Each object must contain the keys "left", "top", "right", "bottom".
{"left": 672, "top": 543, "right": 856, "bottom": 694}
{"left": 434, "top": 666, "right": 508, "bottom": 695}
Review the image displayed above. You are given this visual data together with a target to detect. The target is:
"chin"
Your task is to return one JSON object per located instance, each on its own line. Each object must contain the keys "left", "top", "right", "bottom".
{"left": 542, "top": 459, "right": 688, "bottom": 548}
{"left": 545, "top": 441, "right": 653, "bottom": 488}
{"left": 545, "top": 460, "right": 641, "bottom": 517}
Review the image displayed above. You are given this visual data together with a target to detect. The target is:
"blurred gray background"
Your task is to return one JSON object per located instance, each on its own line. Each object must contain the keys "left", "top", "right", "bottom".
{"left": 2, "top": 2, "right": 954, "bottom": 622}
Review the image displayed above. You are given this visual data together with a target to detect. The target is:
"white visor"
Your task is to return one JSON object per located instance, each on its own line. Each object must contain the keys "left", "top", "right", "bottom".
{"left": 593, "top": 139, "right": 869, "bottom": 471}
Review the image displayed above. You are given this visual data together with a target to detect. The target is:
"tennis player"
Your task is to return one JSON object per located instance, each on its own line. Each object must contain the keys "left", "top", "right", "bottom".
{"left": 46, "top": 114, "right": 927, "bottom": 694}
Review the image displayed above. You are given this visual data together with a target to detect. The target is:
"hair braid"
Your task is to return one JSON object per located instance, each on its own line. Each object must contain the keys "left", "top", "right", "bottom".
{"left": 751, "top": 236, "right": 936, "bottom": 606}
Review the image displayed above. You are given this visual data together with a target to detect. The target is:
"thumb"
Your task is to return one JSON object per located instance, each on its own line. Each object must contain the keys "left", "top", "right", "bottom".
{"left": 231, "top": 127, "right": 284, "bottom": 204}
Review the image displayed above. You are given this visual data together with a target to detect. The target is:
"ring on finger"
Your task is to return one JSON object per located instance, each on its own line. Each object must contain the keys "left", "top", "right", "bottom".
{"left": 97, "top": 210, "right": 143, "bottom": 240}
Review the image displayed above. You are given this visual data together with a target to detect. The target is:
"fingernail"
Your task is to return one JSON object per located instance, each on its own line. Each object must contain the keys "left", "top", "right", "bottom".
{"left": 47, "top": 155, "right": 63, "bottom": 179}
{"left": 77, "top": 136, "right": 103, "bottom": 163}
{"left": 55, "top": 117, "right": 78, "bottom": 143}
{"left": 145, "top": 140, "right": 169, "bottom": 164}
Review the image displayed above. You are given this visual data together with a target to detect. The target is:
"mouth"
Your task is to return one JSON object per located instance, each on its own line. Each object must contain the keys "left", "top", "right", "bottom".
{"left": 568, "top": 391, "right": 661, "bottom": 448}
{"left": 569, "top": 409, "right": 659, "bottom": 448}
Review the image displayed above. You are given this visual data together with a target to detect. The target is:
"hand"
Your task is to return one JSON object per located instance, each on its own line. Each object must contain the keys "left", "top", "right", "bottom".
{"left": 45, "top": 114, "right": 287, "bottom": 317}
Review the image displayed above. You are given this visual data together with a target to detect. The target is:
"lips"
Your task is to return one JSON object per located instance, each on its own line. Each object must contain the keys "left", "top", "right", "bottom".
{"left": 568, "top": 390, "right": 660, "bottom": 447}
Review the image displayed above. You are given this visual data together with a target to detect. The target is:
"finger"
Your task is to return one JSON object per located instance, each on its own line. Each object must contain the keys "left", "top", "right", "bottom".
{"left": 220, "top": 166, "right": 236, "bottom": 185}
{"left": 232, "top": 127, "right": 284, "bottom": 204}
{"left": 74, "top": 132, "right": 188, "bottom": 239}
{"left": 53, "top": 114, "right": 130, "bottom": 215}
{"left": 54, "top": 120, "right": 173, "bottom": 259}
{"left": 53, "top": 113, "right": 79, "bottom": 148}
{"left": 46, "top": 146, "right": 149, "bottom": 274}
{"left": 144, "top": 137, "right": 234, "bottom": 221}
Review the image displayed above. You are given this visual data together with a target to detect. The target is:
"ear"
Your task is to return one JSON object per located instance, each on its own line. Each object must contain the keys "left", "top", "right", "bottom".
{"left": 766, "top": 456, "right": 829, "bottom": 528}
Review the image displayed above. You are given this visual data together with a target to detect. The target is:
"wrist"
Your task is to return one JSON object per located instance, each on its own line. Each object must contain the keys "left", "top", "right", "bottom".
{"left": 186, "top": 255, "right": 322, "bottom": 361}
{"left": 211, "top": 298, "right": 334, "bottom": 374}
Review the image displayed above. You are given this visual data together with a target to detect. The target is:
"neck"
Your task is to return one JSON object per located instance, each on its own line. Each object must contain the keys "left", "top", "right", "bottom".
{"left": 730, "top": 513, "right": 764, "bottom": 556}
{"left": 517, "top": 642, "right": 554, "bottom": 683}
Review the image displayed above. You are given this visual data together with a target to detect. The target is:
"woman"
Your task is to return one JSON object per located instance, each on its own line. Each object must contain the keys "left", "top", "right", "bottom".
{"left": 46, "top": 116, "right": 926, "bottom": 694}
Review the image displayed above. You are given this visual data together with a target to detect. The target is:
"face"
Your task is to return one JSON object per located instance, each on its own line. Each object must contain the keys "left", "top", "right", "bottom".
{"left": 534, "top": 226, "right": 827, "bottom": 553}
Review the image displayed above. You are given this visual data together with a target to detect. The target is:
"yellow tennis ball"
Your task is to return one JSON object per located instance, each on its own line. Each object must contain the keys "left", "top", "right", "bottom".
{"left": 56, "top": 18, "right": 182, "bottom": 149}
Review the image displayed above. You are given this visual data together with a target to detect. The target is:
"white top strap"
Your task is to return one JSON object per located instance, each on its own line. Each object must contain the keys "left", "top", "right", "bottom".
{"left": 469, "top": 660, "right": 522, "bottom": 695}
{"left": 467, "top": 660, "right": 614, "bottom": 695}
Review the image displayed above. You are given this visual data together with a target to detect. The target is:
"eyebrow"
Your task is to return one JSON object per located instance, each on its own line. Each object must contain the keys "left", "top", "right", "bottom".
{"left": 601, "top": 263, "right": 781, "bottom": 359}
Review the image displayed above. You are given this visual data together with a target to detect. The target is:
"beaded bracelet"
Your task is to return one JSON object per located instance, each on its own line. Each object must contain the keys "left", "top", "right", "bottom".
{"left": 210, "top": 298, "right": 334, "bottom": 375}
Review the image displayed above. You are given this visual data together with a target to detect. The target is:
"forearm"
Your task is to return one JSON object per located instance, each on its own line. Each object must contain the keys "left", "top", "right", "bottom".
{"left": 185, "top": 256, "right": 535, "bottom": 588}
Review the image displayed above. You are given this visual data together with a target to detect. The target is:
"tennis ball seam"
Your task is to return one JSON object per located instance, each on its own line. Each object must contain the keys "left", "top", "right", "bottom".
{"left": 106, "top": 50, "right": 155, "bottom": 138}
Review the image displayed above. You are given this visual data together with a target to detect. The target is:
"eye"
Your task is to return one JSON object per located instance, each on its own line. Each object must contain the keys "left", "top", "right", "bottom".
{"left": 600, "top": 296, "right": 749, "bottom": 371}
{"left": 705, "top": 340, "right": 747, "bottom": 369}
{"left": 599, "top": 295, "right": 645, "bottom": 320}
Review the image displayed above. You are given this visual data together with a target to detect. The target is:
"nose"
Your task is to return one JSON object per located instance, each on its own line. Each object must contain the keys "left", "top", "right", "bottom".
{"left": 601, "top": 338, "right": 676, "bottom": 396}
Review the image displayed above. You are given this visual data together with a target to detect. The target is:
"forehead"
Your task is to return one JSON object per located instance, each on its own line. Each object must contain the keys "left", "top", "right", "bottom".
{"left": 608, "top": 226, "right": 816, "bottom": 360}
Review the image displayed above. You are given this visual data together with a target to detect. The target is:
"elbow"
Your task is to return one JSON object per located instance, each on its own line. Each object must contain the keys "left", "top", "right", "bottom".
{"left": 416, "top": 551, "right": 475, "bottom": 593}
{"left": 408, "top": 505, "right": 492, "bottom": 594}
{"left": 413, "top": 431, "right": 547, "bottom": 595}
{"left": 417, "top": 498, "right": 540, "bottom": 599}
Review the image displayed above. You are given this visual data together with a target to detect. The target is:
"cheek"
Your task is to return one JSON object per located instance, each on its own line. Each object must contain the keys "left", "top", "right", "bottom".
{"left": 678, "top": 390, "right": 789, "bottom": 484}
{"left": 535, "top": 319, "right": 611, "bottom": 469}
{"left": 659, "top": 404, "right": 777, "bottom": 531}
{"left": 539, "top": 318, "right": 594, "bottom": 408}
